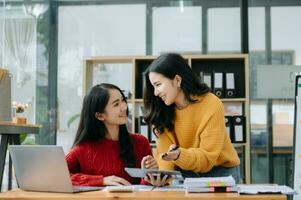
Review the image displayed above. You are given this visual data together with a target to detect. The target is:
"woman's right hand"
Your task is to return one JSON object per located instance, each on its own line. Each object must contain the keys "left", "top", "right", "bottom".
{"left": 103, "top": 175, "right": 131, "bottom": 186}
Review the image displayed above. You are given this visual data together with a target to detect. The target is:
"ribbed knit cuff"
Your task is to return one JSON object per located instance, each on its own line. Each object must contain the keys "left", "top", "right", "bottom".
{"left": 98, "top": 175, "right": 104, "bottom": 186}
{"left": 173, "top": 147, "right": 192, "bottom": 169}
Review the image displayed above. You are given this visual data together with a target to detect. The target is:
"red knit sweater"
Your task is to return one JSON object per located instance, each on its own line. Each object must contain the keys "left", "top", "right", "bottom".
{"left": 66, "top": 134, "right": 152, "bottom": 186}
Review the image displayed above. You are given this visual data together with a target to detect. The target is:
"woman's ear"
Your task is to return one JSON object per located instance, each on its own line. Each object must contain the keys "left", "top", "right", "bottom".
{"left": 95, "top": 112, "right": 104, "bottom": 121}
{"left": 175, "top": 74, "right": 182, "bottom": 87}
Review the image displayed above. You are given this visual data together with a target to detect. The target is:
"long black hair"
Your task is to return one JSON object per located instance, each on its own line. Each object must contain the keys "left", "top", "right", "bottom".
{"left": 73, "top": 83, "right": 136, "bottom": 167}
{"left": 143, "top": 53, "right": 210, "bottom": 134}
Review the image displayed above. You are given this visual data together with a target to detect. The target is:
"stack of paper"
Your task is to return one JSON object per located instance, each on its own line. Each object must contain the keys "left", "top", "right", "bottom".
{"left": 104, "top": 185, "right": 185, "bottom": 192}
{"left": 104, "top": 185, "right": 134, "bottom": 192}
{"left": 237, "top": 184, "right": 296, "bottom": 195}
{"left": 184, "top": 175, "right": 237, "bottom": 193}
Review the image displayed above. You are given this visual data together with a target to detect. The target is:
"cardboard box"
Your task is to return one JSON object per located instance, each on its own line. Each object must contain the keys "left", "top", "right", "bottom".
{"left": 0, "top": 68, "right": 12, "bottom": 121}
{"left": 12, "top": 116, "right": 27, "bottom": 124}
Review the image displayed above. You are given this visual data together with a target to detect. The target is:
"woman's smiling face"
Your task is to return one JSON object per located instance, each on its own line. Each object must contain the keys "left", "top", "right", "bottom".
{"left": 148, "top": 72, "right": 181, "bottom": 106}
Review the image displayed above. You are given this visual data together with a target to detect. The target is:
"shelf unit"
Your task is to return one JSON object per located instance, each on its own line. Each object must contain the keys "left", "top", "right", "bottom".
{"left": 83, "top": 54, "right": 250, "bottom": 183}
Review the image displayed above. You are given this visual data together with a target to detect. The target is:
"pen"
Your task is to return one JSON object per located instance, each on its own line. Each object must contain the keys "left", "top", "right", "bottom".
{"left": 161, "top": 145, "right": 179, "bottom": 158}
{"left": 170, "top": 145, "right": 179, "bottom": 151}
{"left": 150, "top": 185, "right": 157, "bottom": 191}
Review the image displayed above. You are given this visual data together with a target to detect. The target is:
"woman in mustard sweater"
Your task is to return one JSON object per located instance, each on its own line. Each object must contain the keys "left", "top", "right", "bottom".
{"left": 143, "top": 53, "right": 240, "bottom": 183}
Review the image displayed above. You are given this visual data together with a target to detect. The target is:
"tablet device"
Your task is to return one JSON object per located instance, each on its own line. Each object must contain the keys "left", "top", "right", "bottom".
{"left": 124, "top": 168, "right": 183, "bottom": 179}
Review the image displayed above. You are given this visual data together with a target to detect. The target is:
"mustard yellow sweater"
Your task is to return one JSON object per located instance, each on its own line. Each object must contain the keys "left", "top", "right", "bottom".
{"left": 156, "top": 92, "right": 240, "bottom": 173}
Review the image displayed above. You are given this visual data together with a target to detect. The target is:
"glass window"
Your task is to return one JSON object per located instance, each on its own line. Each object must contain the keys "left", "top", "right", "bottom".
{"left": 0, "top": 1, "right": 50, "bottom": 191}
{"left": 249, "top": 7, "right": 265, "bottom": 51}
{"left": 272, "top": 6, "right": 301, "bottom": 64}
{"left": 249, "top": 4, "right": 301, "bottom": 185}
{"left": 57, "top": 4, "right": 146, "bottom": 151}
{"left": 208, "top": 7, "right": 240, "bottom": 53}
{"left": 2, "top": 6, "right": 37, "bottom": 123}
{"left": 152, "top": 6, "right": 202, "bottom": 55}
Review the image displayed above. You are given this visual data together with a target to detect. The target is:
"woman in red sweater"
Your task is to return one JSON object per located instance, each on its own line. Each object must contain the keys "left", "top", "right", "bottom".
{"left": 66, "top": 83, "right": 157, "bottom": 186}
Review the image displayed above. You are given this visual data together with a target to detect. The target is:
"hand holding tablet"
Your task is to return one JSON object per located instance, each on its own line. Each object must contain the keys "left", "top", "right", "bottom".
{"left": 125, "top": 167, "right": 182, "bottom": 187}
{"left": 124, "top": 167, "right": 182, "bottom": 179}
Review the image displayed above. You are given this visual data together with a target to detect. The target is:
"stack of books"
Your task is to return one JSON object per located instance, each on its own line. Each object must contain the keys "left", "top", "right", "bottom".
{"left": 184, "top": 175, "right": 237, "bottom": 193}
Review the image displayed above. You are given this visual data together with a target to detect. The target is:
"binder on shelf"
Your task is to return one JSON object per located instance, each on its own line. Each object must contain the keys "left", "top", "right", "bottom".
{"left": 232, "top": 116, "right": 246, "bottom": 143}
{"left": 141, "top": 73, "right": 146, "bottom": 99}
{"left": 150, "top": 129, "right": 156, "bottom": 143}
{"left": 200, "top": 72, "right": 213, "bottom": 89}
{"left": 225, "top": 73, "right": 236, "bottom": 98}
{"left": 225, "top": 116, "right": 234, "bottom": 142}
{"left": 138, "top": 116, "right": 150, "bottom": 141}
{"left": 213, "top": 72, "right": 224, "bottom": 98}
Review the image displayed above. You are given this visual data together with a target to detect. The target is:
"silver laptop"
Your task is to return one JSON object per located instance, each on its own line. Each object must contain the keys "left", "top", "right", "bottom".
{"left": 9, "top": 145, "right": 103, "bottom": 193}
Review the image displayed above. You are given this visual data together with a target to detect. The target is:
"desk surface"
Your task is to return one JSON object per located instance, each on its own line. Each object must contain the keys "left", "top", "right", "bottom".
{"left": 0, "top": 121, "right": 41, "bottom": 135}
{"left": 0, "top": 121, "right": 41, "bottom": 128}
{"left": 0, "top": 189, "right": 287, "bottom": 200}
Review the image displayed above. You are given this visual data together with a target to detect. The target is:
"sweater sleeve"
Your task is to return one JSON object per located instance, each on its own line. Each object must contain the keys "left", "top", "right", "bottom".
{"left": 65, "top": 148, "right": 104, "bottom": 186}
{"left": 156, "top": 131, "right": 177, "bottom": 171}
{"left": 142, "top": 135, "right": 153, "bottom": 158}
{"left": 173, "top": 103, "right": 226, "bottom": 172}
{"left": 135, "top": 134, "right": 155, "bottom": 185}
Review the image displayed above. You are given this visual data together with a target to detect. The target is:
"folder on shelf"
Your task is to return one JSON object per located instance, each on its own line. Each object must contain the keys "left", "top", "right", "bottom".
{"left": 225, "top": 73, "right": 236, "bottom": 98}
{"left": 150, "top": 129, "right": 156, "bottom": 143}
{"left": 141, "top": 74, "right": 146, "bottom": 99}
{"left": 213, "top": 72, "right": 224, "bottom": 98}
{"left": 232, "top": 116, "right": 246, "bottom": 143}
{"left": 138, "top": 116, "right": 149, "bottom": 140}
{"left": 225, "top": 116, "right": 234, "bottom": 142}
{"left": 200, "top": 72, "right": 213, "bottom": 89}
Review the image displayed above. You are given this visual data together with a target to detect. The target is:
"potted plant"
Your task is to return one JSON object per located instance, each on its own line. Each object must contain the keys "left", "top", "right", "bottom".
{"left": 12, "top": 101, "right": 28, "bottom": 124}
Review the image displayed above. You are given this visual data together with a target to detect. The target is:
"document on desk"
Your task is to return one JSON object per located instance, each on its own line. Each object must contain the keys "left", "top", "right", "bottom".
{"left": 104, "top": 185, "right": 185, "bottom": 192}
{"left": 237, "top": 184, "right": 296, "bottom": 195}
{"left": 104, "top": 185, "right": 135, "bottom": 192}
{"left": 152, "top": 185, "right": 185, "bottom": 191}
{"left": 136, "top": 185, "right": 185, "bottom": 192}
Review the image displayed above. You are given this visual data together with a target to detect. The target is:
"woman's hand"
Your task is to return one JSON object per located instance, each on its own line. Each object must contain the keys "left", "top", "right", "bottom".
{"left": 144, "top": 173, "right": 173, "bottom": 187}
{"left": 103, "top": 175, "right": 131, "bottom": 186}
{"left": 161, "top": 144, "right": 180, "bottom": 161}
{"left": 141, "top": 155, "right": 158, "bottom": 169}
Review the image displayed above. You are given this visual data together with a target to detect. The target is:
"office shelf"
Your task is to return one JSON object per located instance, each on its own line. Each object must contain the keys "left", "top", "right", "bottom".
{"left": 83, "top": 54, "right": 250, "bottom": 183}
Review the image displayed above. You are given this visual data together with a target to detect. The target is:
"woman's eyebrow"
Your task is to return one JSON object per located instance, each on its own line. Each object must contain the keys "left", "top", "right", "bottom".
{"left": 111, "top": 99, "right": 120, "bottom": 104}
{"left": 111, "top": 96, "right": 123, "bottom": 104}
{"left": 153, "top": 81, "right": 160, "bottom": 85}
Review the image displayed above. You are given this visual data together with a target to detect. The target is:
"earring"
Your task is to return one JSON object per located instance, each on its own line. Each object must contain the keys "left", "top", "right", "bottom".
{"left": 95, "top": 113, "right": 103, "bottom": 121}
